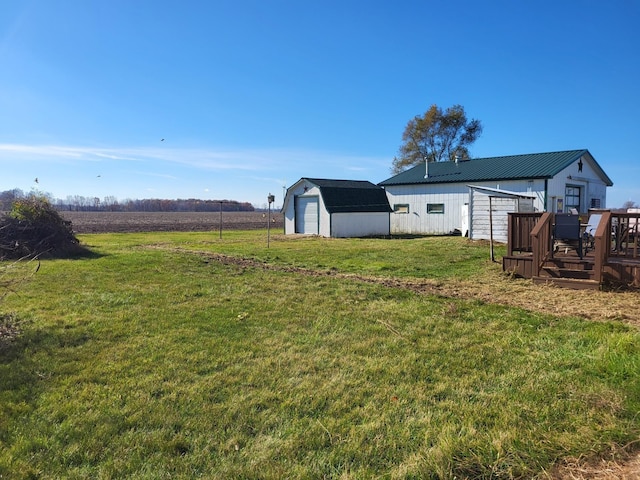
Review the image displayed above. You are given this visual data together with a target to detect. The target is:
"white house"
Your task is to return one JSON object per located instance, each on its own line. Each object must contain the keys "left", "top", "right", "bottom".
{"left": 379, "top": 149, "right": 613, "bottom": 236}
{"left": 282, "top": 178, "right": 392, "bottom": 238}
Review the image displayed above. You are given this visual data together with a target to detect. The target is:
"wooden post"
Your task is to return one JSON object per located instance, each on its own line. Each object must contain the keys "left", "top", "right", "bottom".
{"left": 489, "top": 196, "right": 495, "bottom": 262}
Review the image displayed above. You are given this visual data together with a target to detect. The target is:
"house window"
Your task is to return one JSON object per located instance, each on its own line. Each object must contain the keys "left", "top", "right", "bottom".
{"left": 427, "top": 203, "right": 445, "bottom": 214}
{"left": 590, "top": 198, "right": 601, "bottom": 209}
{"left": 393, "top": 204, "right": 409, "bottom": 214}
{"left": 565, "top": 186, "right": 581, "bottom": 212}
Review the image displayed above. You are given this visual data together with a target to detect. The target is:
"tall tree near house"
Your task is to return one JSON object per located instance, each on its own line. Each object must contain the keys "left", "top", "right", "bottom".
{"left": 392, "top": 104, "right": 483, "bottom": 173}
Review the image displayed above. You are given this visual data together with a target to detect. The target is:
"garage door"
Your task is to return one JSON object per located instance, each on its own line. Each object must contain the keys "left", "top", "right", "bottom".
{"left": 295, "top": 196, "right": 319, "bottom": 234}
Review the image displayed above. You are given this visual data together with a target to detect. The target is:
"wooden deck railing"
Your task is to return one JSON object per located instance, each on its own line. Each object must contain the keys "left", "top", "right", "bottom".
{"left": 592, "top": 210, "right": 612, "bottom": 284}
{"left": 507, "top": 212, "right": 543, "bottom": 255}
{"left": 609, "top": 212, "right": 640, "bottom": 259}
{"left": 506, "top": 210, "right": 640, "bottom": 286}
{"left": 530, "top": 212, "right": 553, "bottom": 277}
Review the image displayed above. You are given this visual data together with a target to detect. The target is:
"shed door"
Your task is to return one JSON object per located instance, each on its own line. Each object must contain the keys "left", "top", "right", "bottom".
{"left": 461, "top": 203, "right": 469, "bottom": 237}
{"left": 295, "top": 196, "right": 319, "bottom": 234}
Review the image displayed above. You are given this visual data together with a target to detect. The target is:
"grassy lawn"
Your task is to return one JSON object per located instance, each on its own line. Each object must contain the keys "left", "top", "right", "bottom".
{"left": 119, "top": 230, "right": 506, "bottom": 280}
{"left": 1, "top": 232, "right": 639, "bottom": 478}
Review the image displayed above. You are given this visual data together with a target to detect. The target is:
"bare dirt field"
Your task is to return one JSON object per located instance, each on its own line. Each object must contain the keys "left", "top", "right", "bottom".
{"left": 61, "top": 211, "right": 284, "bottom": 234}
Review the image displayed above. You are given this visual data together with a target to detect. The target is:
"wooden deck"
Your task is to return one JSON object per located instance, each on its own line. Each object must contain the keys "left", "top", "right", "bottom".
{"left": 503, "top": 211, "right": 640, "bottom": 289}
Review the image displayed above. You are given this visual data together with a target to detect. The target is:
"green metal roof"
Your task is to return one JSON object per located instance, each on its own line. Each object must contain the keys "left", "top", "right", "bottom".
{"left": 379, "top": 149, "right": 613, "bottom": 187}
{"left": 304, "top": 178, "right": 392, "bottom": 214}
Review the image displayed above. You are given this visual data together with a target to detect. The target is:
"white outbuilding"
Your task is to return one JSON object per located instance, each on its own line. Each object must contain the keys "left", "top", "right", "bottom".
{"left": 282, "top": 178, "right": 392, "bottom": 238}
{"left": 379, "top": 149, "right": 613, "bottom": 236}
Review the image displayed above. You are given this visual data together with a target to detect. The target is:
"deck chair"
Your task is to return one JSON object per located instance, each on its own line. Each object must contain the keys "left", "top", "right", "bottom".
{"left": 582, "top": 213, "right": 602, "bottom": 254}
{"left": 553, "top": 213, "right": 583, "bottom": 259}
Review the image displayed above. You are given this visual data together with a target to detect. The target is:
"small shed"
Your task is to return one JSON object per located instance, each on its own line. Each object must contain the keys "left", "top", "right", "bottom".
{"left": 468, "top": 185, "right": 535, "bottom": 243}
{"left": 282, "top": 178, "right": 392, "bottom": 238}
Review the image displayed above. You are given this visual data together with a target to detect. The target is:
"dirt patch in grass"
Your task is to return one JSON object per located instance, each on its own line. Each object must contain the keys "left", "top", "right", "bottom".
{"left": 551, "top": 451, "right": 640, "bottom": 479}
{"left": 166, "top": 248, "right": 640, "bottom": 328}
{"left": 0, "top": 313, "right": 21, "bottom": 350}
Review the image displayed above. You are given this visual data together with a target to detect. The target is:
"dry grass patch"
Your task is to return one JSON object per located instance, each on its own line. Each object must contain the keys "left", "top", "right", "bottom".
{"left": 160, "top": 246, "right": 640, "bottom": 328}
{"left": 552, "top": 450, "right": 640, "bottom": 479}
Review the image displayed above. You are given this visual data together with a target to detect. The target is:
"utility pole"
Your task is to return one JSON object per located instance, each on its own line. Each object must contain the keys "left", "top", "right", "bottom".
{"left": 219, "top": 201, "right": 223, "bottom": 239}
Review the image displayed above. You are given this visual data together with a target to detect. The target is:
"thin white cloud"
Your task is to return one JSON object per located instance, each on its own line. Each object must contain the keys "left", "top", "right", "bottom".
{"left": 0, "top": 144, "right": 135, "bottom": 162}
{"left": 0, "top": 142, "right": 389, "bottom": 174}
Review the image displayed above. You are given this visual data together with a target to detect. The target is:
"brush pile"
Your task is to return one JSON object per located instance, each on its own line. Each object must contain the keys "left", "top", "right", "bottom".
{"left": 0, "top": 196, "right": 81, "bottom": 259}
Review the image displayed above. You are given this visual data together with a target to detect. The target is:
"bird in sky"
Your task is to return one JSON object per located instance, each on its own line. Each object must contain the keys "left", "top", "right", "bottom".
{"left": 160, "top": 138, "right": 165, "bottom": 142}
{"left": 34, "top": 177, "right": 38, "bottom": 183}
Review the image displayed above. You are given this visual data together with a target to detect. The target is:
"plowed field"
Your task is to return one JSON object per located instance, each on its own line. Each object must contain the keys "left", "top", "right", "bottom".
{"left": 61, "top": 211, "right": 284, "bottom": 234}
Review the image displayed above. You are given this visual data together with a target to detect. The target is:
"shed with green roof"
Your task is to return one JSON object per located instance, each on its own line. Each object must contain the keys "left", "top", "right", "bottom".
{"left": 282, "top": 178, "right": 392, "bottom": 237}
{"left": 379, "top": 149, "right": 612, "bottom": 236}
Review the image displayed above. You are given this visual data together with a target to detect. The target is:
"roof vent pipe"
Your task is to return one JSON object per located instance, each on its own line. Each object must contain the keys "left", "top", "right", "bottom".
{"left": 455, "top": 154, "right": 459, "bottom": 164}
{"left": 424, "top": 158, "right": 429, "bottom": 178}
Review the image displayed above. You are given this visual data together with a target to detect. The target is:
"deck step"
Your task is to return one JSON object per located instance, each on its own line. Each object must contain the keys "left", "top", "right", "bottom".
{"left": 544, "top": 258, "right": 594, "bottom": 271}
{"left": 532, "top": 276, "right": 601, "bottom": 290}
{"left": 540, "top": 266, "right": 595, "bottom": 280}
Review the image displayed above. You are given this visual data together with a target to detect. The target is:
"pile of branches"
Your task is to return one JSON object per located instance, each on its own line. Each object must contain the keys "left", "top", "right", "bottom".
{"left": 0, "top": 196, "right": 82, "bottom": 259}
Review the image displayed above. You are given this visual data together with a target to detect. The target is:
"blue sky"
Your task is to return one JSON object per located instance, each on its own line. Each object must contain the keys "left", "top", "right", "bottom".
{"left": 1, "top": 1, "right": 638, "bottom": 208}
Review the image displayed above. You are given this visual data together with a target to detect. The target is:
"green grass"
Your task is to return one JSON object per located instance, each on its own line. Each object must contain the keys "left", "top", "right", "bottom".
{"left": 1, "top": 231, "right": 639, "bottom": 479}
{"left": 98, "top": 230, "right": 505, "bottom": 280}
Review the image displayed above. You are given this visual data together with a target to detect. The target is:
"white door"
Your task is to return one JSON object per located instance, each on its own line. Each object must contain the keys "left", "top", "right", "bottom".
{"left": 295, "top": 196, "right": 319, "bottom": 234}
{"left": 461, "top": 203, "right": 469, "bottom": 237}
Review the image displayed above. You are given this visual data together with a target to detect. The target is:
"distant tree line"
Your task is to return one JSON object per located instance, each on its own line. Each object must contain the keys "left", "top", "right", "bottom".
{"left": 0, "top": 189, "right": 254, "bottom": 212}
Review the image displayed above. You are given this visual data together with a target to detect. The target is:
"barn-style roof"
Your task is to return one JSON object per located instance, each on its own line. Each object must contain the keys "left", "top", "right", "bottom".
{"left": 302, "top": 178, "right": 392, "bottom": 213}
{"left": 379, "top": 149, "right": 613, "bottom": 187}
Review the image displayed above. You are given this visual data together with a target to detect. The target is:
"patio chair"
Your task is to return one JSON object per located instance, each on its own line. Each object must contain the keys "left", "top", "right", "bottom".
{"left": 582, "top": 213, "right": 602, "bottom": 254}
{"left": 553, "top": 213, "right": 583, "bottom": 259}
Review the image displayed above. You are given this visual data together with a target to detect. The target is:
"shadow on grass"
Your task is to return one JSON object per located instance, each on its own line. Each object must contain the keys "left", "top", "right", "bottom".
{"left": 0, "top": 316, "right": 93, "bottom": 442}
{"left": 0, "top": 321, "right": 49, "bottom": 445}
{"left": 31, "top": 244, "right": 106, "bottom": 261}
{"left": 1, "top": 245, "right": 106, "bottom": 262}
{"left": 58, "top": 245, "right": 105, "bottom": 260}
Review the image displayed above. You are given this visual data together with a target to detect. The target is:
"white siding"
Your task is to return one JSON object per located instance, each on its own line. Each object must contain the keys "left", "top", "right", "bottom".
{"left": 483, "top": 179, "right": 546, "bottom": 212}
{"left": 385, "top": 180, "right": 544, "bottom": 235}
{"left": 331, "top": 212, "right": 389, "bottom": 237}
{"left": 385, "top": 184, "right": 469, "bottom": 235}
{"left": 316, "top": 193, "right": 332, "bottom": 237}
{"left": 546, "top": 154, "right": 608, "bottom": 212}
{"left": 284, "top": 181, "right": 324, "bottom": 235}
{"left": 469, "top": 189, "right": 534, "bottom": 243}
